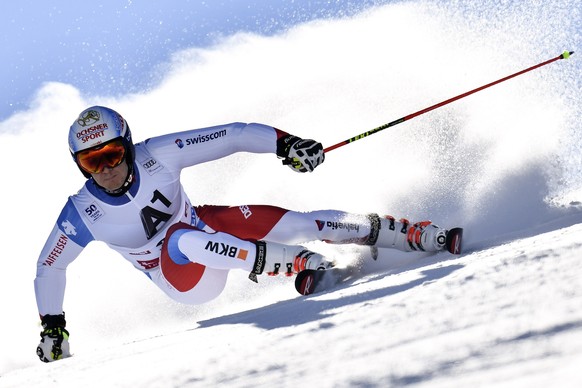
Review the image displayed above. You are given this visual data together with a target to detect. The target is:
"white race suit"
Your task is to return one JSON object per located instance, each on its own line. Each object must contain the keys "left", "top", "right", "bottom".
{"left": 34, "top": 122, "right": 379, "bottom": 316}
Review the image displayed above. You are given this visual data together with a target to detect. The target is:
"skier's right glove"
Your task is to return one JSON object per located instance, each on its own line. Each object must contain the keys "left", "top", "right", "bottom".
{"left": 36, "top": 313, "right": 71, "bottom": 363}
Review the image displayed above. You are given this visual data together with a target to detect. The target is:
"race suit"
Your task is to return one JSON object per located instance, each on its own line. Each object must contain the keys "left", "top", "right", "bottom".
{"left": 34, "top": 122, "right": 375, "bottom": 316}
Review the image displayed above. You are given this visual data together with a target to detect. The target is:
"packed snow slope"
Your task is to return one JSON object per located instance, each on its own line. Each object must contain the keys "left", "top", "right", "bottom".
{"left": 2, "top": 223, "right": 582, "bottom": 387}
{"left": 1, "top": 0, "right": 581, "bottom": 387}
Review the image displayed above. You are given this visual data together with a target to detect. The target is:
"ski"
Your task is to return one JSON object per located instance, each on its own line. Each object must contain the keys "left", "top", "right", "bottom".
{"left": 295, "top": 228, "right": 464, "bottom": 296}
{"left": 295, "top": 266, "right": 358, "bottom": 296}
{"left": 445, "top": 227, "right": 463, "bottom": 254}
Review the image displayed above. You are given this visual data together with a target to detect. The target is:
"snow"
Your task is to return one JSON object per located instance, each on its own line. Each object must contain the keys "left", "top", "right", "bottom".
{"left": 1, "top": 1, "right": 581, "bottom": 387}
{"left": 3, "top": 224, "right": 582, "bottom": 387}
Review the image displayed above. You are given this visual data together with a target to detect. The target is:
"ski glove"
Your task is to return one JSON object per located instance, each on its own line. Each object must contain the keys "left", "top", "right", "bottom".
{"left": 277, "top": 134, "right": 325, "bottom": 173}
{"left": 36, "top": 313, "right": 71, "bottom": 362}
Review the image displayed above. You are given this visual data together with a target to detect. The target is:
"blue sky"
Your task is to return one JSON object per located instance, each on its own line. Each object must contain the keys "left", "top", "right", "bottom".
{"left": 1, "top": 0, "right": 388, "bottom": 120}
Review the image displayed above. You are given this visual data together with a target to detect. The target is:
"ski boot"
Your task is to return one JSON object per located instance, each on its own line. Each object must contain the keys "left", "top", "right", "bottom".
{"left": 365, "top": 214, "right": 448, "bottom": 252}
{"left": 249, "top": 241, "right": 335, "bottom": 282}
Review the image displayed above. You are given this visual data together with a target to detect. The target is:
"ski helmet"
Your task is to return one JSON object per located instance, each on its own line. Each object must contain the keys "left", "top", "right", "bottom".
{"left": 68, "top": 106, "right": 135, "bottom": 178}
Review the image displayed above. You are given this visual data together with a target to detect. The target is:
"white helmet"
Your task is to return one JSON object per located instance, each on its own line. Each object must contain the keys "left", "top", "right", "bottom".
{"left": 68, "top": 106, "right": 135, "bottom": 178}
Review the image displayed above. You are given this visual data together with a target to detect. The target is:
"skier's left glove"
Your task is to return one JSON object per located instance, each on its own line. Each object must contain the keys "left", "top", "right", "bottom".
{"left": 36, "top": 313, "right": 71, "bottom": 363}
{"left": 277, "top": 134, "right": 325, "bottom": 173}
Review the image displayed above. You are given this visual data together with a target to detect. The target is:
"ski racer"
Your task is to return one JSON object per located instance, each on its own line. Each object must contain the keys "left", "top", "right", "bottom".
{"left": 35, "top": 106, "right": 450, "bottom": 362}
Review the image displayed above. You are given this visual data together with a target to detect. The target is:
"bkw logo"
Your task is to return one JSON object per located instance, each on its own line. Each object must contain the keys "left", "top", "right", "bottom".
{"left": 205, "top": 241, "right": 248, "bottom": 260}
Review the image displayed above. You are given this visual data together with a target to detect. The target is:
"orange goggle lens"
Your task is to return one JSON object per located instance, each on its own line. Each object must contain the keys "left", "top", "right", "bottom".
{"left": 76, "top": 139, "right": 126, "bottom": 174}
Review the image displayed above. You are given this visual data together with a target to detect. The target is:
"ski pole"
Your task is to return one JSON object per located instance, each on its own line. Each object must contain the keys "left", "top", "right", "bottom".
{"left": 324, "top": 50, "right": 574, "bottom": 153}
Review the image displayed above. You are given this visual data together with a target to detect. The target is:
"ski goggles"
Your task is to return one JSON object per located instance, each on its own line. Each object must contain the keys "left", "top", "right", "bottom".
{"left": 76, "top": 138, "right": 127, "bottom": 174}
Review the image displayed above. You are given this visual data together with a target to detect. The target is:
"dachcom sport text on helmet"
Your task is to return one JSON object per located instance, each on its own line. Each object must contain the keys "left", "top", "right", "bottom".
{"left": 68, "top": 106, "right": 135, "bottom": 179}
